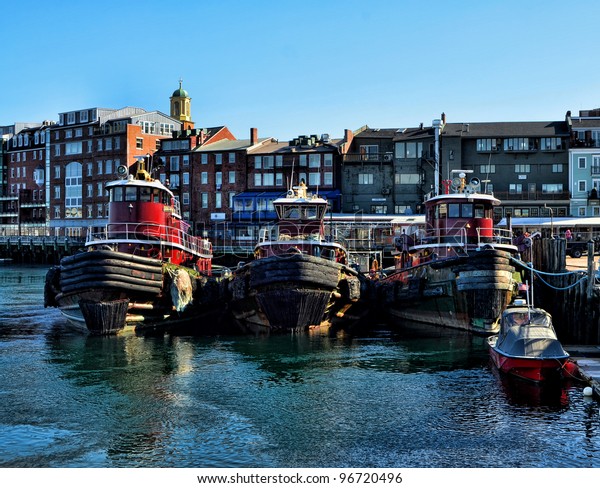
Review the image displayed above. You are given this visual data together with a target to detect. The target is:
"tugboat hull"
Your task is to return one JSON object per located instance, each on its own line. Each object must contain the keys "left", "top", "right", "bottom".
{"left": 227, "top": 253, "right": 363, "bottom": 333}
{"left": 380, "top": 249, "right": 515, "bottom": 335}
{"left": 45, "top": 249, "right": 219, "bottom": 335}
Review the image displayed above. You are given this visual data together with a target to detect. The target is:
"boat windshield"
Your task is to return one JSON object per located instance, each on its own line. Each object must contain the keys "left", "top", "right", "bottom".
{"left": 505, "top": 310, "right": 551, "bottom": 328}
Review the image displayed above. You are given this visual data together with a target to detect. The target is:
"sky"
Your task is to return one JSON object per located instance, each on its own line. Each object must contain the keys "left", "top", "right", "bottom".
{"left": 2, "top": 0, "right": 600, "bottom": 142}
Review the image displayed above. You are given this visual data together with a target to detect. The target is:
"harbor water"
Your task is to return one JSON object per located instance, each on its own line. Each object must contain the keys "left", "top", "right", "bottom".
{"left": 1, "top": 265, "right": 599, "bottom": 468}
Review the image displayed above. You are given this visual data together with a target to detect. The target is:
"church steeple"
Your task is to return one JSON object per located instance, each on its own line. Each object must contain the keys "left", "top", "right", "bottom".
{"left": 170, "top": 79, "right": 193, "bottom": 129}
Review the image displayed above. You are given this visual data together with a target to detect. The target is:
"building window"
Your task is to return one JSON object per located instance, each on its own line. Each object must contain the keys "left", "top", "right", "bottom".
{"left": 97, "top": 139, "right": 103, "bottom": 151}
{"left": 541, "top": 137, "right": 562, "bottom": 150}
{"left": 215, "top": 172, "right": 222, "bottom": 189}
{"left": 509, "top": 184, "right": 523, "bottom": 194}
{"left": 324, "top": 154, "right": 333, "bottom": 167}
{"left": 263, "top": 156, "right": 274, "bottom": 169}
{"left": 65, "top": 162, "right": 82, "bottom": 214}
{"left": 299, "top": 155, "right": 307, "bottom": 166}
{"left": 201, "top": 193, "right": 208, "bottom": 208}
{"left": 67, "top": 113, "right": 75, "bottom": 124}
{"left": 275, "top": 155, "right": 283, "bottom": 167}
{"left": 183, "top": 192, "right": 190, "bottom": 205}
{"left": 54, "top": 165, "right": 61, "bottom": 179}
{"left": 215, "top": 154, "right": 222, "bottom": 165}
{"left": 201, "top": 172, "right": 208, "bottom": 185}
{"left": 263, "top": 173, "right": 274, "bottom": 186}
{"left": 552, "top": 164, "right": 563, "bottom": 173}
{"left": 275, "top": 173, "right": 283, "bottom": 186}
{"left": 80, "top": 110, "right": 88, "bottom": 123}
{"left": 370, "top": 205, "right": 387, "bottom": 214}
{"left": 514, "top": 164, "right": 531, "bottom": 173}
{"left": 228, "top": 171, "right": 236, "bottom": 184}
{"left": 136, "top": 138, "right": 143, "bottom": 149}
{"left": 308, "top": 173, "right": 321, "bottom": 186}
{"left": 479, "top": 164, "right": 496, "bottom": 174}
{"left": 579, "top": 157, "right": 586, "bottom": 169}
{"left": 254, "top": 156, "right": 262, "bottom": 169}
{"left": 254, "top": 174, "right": 262, "bottom": 186}
{"left": 476, "top": 139, "right": 498, "bottom": 152}
{"left": 169, "top": 156, "right": 180, "bottom": 171}
{"left": 579, "top": 207, "right": 587, "bottom": 216}
{"left": 183, "top": 155, "right": 189, "bottom": 166}
{"left": 65, "top": 141, "right": 82, "bottom": 155}
{"left": 309, "top": 154, "right": 320, "bottom": 168}
{"left": 324, "top": 172, "right": 333, "bottom": 186}
{"left": 395, "top": 142, "right": 422, "bottom": 159}
{"left": 542, "top": 183, "right": 563, "bottom": 193}
{"left": 579, "top": 180, "right": 587, "bottom": 192}
{"left": 201, "top": 154, "right": 208, "bottom": 164}
{"left": 504, "top": 138, "right": 534, "bottom": 151}
{"left": 183, "top": 172, "right": 189, "bottom": 185}
{"left": 228, "top": 152, "right": 236, "bottom": 164}
{"left": 592, "top": 156, "right": 600, "bottom": 174}
{"left": 358, "top": 173, "right": 373, "bottom": 185}
{"left": 394, "top": 173, "right": 421, "bottom": 184}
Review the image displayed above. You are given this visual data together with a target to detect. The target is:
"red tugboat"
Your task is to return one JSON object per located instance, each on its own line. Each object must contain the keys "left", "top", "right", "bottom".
{"left": 487, "top": 299, "right": 579, "bottom": 382}
{"left": 378, "top": 170, "right": 519, "bottom": 334}
{"left": 226, "top": 181, "right": 366, "bottom": 333}
{"left": 44, "top": 159, "right": 217, "bottom": 335}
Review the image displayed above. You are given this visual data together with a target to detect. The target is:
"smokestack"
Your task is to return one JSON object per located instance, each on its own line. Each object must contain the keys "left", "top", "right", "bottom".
{"left": 250, "top": 127, "right": 258, "bottom": 145}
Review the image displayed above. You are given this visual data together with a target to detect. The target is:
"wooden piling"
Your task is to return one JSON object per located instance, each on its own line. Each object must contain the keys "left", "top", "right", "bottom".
{"left": 533, "top": 238, "right": 600, "bottom": 344}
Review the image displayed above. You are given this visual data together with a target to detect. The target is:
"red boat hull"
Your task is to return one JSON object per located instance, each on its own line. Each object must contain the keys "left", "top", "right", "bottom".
{"left": 488, "top": 345, "right": 572, "bottom": 382}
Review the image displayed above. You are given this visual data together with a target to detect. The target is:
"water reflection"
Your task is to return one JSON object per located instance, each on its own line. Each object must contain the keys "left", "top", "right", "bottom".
{"left": 490, "top": 365, "right": 572, "bottom": 411}
{"left": 1, "top": 266, "right": 599, "bottom": 467}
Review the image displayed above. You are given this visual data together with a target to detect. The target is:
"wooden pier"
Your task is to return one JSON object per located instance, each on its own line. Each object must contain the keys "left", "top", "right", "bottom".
{"left": 0, "top": 236, "right": 85, "bottom": 264}
{"left": 531, "top": 238, "right": 600, "bottom": 345}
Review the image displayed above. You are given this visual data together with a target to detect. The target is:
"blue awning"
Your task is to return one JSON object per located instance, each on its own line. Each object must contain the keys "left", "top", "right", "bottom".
{"left": 233, "top": 191, "right": 286, "bottom": 199}
{"left": 318, "top": 189, "right": 341, "bottom": 199}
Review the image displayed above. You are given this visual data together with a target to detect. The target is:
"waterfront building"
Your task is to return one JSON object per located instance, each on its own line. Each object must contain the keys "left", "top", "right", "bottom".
{"left": 567, "top": 108, "right": 600, "bottom": 217}
{"left": 2, "top": 121, "right": 53, "bottom": 236}
{"left": 341, "top": 122, "right": 440, "bottom": 216}
{"left": 441, "top": 118, "right": 571, "bottom": 222}
{"left": 48, "top": 105, "right": 180, "bottom": 239}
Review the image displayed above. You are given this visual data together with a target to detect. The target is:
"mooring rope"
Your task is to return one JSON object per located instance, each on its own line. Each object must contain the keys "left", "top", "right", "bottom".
{"left": 511, "top": 257, "right": 590, "bottom": 290}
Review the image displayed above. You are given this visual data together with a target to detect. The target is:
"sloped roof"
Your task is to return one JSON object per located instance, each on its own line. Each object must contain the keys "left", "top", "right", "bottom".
{"left": 442, "top": 121, "right": 569, "bottom": 138}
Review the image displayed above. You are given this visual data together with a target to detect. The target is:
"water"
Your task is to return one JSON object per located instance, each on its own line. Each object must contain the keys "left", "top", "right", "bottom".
{"left": 1, "top": 265, "right": 599, "bottom": 468}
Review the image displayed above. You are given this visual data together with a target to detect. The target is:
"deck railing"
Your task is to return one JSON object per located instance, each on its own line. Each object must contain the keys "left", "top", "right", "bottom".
{"left": 86, "top": 222, "right": 212, "bottom": 256}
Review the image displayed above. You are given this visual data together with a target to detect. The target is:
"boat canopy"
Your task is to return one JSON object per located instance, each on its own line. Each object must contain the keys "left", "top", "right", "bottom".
{"left": 497, "top": 308, "right": 569, "bottom": 359}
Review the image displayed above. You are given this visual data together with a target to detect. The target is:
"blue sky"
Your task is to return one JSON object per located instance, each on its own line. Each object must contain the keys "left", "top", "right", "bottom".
{"left": 2, "top": 0, "right": 599, "bottom": 141}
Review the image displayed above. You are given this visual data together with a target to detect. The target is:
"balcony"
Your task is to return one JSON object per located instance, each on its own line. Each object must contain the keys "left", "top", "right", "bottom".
{"left": 570, "top": 139, "right": 600, "bottom": 149}
{"left": 494, "top": 190, "right": 570, "bottom": 202}
{"left": 503, "top": 146, "right": 538, "bottom": 154}
{"left": 342, "top": 153, "right": 395, "bottom": 164}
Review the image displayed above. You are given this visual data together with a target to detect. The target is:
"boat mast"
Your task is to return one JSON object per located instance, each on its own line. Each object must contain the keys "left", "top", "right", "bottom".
{"left": 432, "top": 118, "right": 442, "bottom": 197}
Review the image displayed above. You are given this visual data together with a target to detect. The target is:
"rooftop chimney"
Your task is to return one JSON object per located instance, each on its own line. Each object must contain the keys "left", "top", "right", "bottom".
{"left": 250, "top": 127, "right": 258, "bottom": 145}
